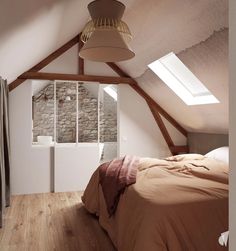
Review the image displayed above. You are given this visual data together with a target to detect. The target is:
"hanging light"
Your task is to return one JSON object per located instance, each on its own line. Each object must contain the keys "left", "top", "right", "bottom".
{"left": 79, "top": 0, "right": 135, "bottom": 62}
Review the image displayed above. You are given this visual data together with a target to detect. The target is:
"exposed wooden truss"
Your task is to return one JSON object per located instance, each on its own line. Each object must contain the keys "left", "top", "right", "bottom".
{"left": 19, "top": 72, "right": 136, "bottom": 85}
{"left": 8, "top": 33, "right": 189, "bottom": 154}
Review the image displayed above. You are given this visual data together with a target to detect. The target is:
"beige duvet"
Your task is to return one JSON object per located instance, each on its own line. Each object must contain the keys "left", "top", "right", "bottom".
{"left": 82, "top": 154, "right": 228, "bottom": 251}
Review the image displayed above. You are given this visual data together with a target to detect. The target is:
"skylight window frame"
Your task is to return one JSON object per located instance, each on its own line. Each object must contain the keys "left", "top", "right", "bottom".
{"left": 148, "top": 52, "right": 219, "bottom": 106}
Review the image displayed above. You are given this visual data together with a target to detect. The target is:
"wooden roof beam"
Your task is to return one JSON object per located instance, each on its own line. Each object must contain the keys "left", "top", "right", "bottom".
{"left": 19, "top": 72, "right": 135, "bottom": 85}
{"left": 78, "top": 38, "right": 84, "bottom": 75}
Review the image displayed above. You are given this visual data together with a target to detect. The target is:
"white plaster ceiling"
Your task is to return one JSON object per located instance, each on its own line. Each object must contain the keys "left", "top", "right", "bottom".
{"left": 120, "top": 0, "right": 228, "bottom": 78}
{"left": 0, "top": 0, "right": 228, "bottom": 133}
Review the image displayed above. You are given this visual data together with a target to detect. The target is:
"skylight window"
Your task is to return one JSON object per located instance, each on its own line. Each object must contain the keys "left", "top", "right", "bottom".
{"left": 103, "top": 85, "right": 117, "bottom": 101}
{"left": 148, "top": 52, "right": 219, "bottom": 105}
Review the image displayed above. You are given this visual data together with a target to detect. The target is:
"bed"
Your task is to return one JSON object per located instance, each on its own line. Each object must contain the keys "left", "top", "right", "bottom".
{"left": 82, "top": 149, "right": 228, "bottom": 251}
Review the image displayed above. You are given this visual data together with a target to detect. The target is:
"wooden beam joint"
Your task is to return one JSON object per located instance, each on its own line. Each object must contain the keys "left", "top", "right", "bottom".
{"left": 170, "top": 145, "right": 189, "bottom": 154}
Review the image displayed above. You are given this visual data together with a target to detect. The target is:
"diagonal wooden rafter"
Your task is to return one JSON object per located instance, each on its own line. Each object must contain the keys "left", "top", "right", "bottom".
{"left": 147, "top": 103, "right": 175, "bottom": 154}
{"left": 106, "top": 62, "right": 188, "bottom": 137}
{"left": 78, "top": 38, "right": 84, "bottom": 75}
{"left": 129, "top": 84, "right": 187, "bottom": 137}
{"left": 106, "top": 62, "right": 189, "bottom": 155}
{"left": 148, "top": 104, "right": 189, "bottom": 155}
{"left": 9, "top": 34, "right": 81, "bottom": 91}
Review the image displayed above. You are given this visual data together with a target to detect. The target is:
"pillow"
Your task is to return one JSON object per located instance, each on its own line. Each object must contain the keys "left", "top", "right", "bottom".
{"left": 205, "top": 146, "right": 229, "bottom": 164}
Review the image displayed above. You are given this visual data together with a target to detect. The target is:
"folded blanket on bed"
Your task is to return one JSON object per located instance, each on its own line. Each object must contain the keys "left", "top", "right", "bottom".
{"left": 99, "top": 155, "right": 139, "bottom": 216}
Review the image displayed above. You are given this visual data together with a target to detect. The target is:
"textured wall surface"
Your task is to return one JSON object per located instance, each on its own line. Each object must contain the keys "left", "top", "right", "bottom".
{"left": 33, "top": 82, "right": 117, "bottom": 143}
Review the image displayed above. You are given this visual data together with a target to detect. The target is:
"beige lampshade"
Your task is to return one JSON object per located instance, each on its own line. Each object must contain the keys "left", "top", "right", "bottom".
{"left": 79, "top": 29, "right": 135, "bottom": 62}
{"left": 88, "top": 0, "right": 125, "bottom": 20}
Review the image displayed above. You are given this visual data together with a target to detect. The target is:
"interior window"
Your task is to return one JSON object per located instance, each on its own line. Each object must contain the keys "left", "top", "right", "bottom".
{"left": 32, "top": 80, "right": 54, "bottom": 145}
{"left": 32, "top": 81, "right": 117, "bottom": 149}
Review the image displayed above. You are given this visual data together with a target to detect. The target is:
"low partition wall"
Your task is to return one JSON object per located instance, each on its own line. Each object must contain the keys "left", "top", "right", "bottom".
{"left": 54, "top": 143, "right": 100, "bottom": 192}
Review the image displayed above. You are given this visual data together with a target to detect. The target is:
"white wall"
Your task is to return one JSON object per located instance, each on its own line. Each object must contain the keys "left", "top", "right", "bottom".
{"left": 229, "top": 0, "right": 236, "bottom": 249}
{"left": 9, "top": 81, "right": 52, "bottom": 195}
{"left": 54, "top": 144, "right": 99, "bottom": 192}
{"left": 118, "top": 84, "right": 186, "bottom": 158}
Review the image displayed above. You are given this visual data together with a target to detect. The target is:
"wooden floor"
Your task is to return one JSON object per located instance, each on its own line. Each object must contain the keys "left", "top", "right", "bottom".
{"left": 0, "top": 192, "right": 116, "bottom": 251}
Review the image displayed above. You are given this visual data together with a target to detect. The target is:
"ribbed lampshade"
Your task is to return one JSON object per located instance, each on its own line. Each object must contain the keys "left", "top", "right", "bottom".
{"left": 79, "top": 29, "right": 135, "bottom": 62}
{"left": 79, "top": 0, "right": 134, "bottom": 62}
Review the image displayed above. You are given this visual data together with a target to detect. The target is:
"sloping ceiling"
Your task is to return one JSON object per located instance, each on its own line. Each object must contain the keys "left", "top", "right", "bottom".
{"left": 138, "top": 29, "right": 228, "bottom": 134}
{"left": 0, "top": 0, "right": 228, "bottom": 133}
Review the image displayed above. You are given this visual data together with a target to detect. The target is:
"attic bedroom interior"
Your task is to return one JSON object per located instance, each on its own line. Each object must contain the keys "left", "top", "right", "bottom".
{"left": 1, "top": 0, "right": 236, "bottom": 250}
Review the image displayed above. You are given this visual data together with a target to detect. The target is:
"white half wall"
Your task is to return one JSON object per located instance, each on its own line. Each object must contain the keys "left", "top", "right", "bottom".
{"left": 118, "top": 84, "right": 186, "bottom": 158}
{"left": 54, "top": 144, "right": 99, "bottom": 192}
{"left": 9, "top": 81, "right": 52, "bottom": 195}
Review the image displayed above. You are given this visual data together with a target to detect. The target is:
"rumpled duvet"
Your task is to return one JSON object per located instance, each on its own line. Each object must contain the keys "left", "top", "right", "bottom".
{"left": 82, "top": 154, "right": 228, "bottom": 251}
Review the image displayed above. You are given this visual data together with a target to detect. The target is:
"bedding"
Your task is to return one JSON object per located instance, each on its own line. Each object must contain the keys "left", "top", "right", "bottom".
{"left": 205, "top": 146, "right": 229, "bottom": 164}
{"left": 99, "top": 155, "right": 139, "bottom": 216}
{"left": 82, "top": 154, "right": 228, "bottom": 251}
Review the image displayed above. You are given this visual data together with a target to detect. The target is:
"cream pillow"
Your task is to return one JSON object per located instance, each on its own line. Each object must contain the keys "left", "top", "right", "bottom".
{"left": 205, "top": 146, "right": 229, "bottom": 164}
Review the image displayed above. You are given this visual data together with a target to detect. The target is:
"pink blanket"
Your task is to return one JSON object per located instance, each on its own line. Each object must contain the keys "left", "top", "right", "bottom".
{"left": 99, "top": 155, "right": 139, "bottom": 216}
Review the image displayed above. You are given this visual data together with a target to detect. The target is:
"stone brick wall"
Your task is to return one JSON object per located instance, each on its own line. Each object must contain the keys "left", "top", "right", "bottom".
{"left": 33, "top": 84, "right": 54, "bottom": 141}
{"left": 33, "top": 82, "right": 117, "bottom": 143}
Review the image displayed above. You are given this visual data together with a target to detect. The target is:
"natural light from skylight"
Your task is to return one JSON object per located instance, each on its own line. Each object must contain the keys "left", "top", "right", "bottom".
{"left": 148, "top": 52, "right": 219, "bottom": 105}
{"left": 104, "top": 86, "right": 117, "bottom": 101}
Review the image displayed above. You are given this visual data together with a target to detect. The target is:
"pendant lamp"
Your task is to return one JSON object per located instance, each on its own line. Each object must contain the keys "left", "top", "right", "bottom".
{"left": 79, "top": 0, "right": 135, "bottom": 62}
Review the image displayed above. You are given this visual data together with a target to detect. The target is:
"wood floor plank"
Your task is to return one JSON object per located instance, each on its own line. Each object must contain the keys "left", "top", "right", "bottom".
{"left": 0, "top": 192, "right": 116, "bottom": 251}
{"left": 9, "top": 195, "right": 29, "bottom": 247}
